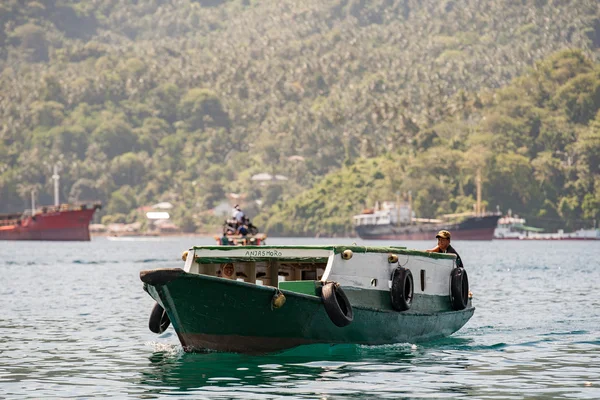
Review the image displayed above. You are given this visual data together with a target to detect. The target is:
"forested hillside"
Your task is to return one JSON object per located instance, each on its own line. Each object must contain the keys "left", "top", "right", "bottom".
{"left": 259, "top": 50, "right": 600, "bottom": 235}
{"left": 0, "top": 0, "right": 599, "bottom": 233}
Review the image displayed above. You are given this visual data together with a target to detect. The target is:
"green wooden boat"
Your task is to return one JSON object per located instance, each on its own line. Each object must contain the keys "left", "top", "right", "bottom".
{"left": 140, "top": 245, "right": 474, "bottom": 354}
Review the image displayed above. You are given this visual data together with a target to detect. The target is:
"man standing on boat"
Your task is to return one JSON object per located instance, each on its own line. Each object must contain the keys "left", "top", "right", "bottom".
{"left": 426, "top": 230, "right": 463, "bottom": 268}
{"left": 232, "top": 204, "right": 245, "bottom": 224}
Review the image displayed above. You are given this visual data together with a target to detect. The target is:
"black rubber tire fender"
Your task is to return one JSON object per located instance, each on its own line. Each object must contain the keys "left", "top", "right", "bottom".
{"left": 450, "top": 267, "right": 469, "bottom": 310}
{"left": 149, "top": 302, "right": 171, "bottom": 334}
{"left": 321, "top": 282, "right": 354, "bottom": 327}
{"left": 390, "top": 267, "right": 414, "bottom": 311}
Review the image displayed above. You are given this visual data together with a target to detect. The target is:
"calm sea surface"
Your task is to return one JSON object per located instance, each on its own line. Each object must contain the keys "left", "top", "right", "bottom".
{"left": 1, "top": 236, "right": 599, "bottom": 399}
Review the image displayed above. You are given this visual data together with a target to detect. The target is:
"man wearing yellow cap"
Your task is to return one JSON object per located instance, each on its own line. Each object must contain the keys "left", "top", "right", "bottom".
{"left": 426, "top": 230, "right": 463, "bottom": 268}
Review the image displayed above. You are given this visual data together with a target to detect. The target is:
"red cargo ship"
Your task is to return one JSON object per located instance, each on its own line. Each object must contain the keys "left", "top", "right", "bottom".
{"left": 0, "top": 164, "right": 102, "bottom": 241}
{"left": 0, "top": 203, "right": 102, "bottom": 241}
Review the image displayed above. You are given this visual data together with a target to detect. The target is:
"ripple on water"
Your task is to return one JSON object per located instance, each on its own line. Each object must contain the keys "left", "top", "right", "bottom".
{"left": 2, "top": 239, "right": 600, "bottom": 398}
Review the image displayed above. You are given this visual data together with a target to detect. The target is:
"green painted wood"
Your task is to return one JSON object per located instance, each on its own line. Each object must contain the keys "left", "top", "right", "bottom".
{"left": 190, "top": 244, "right": 456, "bottom": 263}
{"left": 343, "top": 287, "right": 452, "bottom": 312}
{"left": 278, "top": 280, "right": 319, "bottom": 296}
{"left": 194, "top": 257, "right": 329, "bottom": 264}
{"left": 143, "top": 270, "right": 474, "bottom": 354}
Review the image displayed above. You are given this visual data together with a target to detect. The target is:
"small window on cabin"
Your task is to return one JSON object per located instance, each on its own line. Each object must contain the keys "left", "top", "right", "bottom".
{"left": 302, "top": 270, "right": 317, "bottom": 280}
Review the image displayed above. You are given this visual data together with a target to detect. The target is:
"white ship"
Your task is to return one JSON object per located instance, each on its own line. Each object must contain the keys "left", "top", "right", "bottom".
{"left": 494, "top": 212, "right": 599, "bottom": 240}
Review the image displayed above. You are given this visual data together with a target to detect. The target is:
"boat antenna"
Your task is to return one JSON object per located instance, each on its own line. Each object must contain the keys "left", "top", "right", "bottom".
{"left": 408, "top": 190, "right": 412, "bottom": 224}
{"left": 52, "top": 163, "right": 60, "bottom": 206}
{"left": 476, "top": 169, "right": 482, "bottom": 216}
{"left": 396, "top": 191, "right": 400, "bottom": 224}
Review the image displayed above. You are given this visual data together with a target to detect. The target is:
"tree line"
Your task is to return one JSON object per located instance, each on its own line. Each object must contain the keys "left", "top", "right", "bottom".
{"left": 260, "top": 50, "right": 600, "bottom": 235}
{"left": 0, "top": 0, "right": 598, "bottom": 234}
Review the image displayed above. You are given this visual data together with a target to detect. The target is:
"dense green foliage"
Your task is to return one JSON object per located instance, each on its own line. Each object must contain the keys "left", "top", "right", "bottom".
{"left": 260, "top": 50, "right": 600, "bottom": 234}
{"left": 0, "top": 0, "right": 599, "bottom": 233}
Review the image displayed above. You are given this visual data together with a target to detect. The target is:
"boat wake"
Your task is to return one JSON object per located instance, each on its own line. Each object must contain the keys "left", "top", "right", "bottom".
{"left": 146, "top": 341, "right": 185, "bottom": 358}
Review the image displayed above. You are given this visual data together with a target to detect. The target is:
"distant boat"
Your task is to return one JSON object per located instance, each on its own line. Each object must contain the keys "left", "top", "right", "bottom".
{"left": 494, "top": 214, "right": 600, "bottom": 240}
{"left": 354, "top": 170, "right": 500, "bottom": 241}
{"left": 0, "top": 164, "right": 101, "bottom": 241}
{"left": 213, "top": 233, "right": 267, "bottom": 246}
{"left": 353, "top": 204, "right": 501, "bottom": 241}
{"left": 0, "top": 203, "right": 102, "bottom": 241}
{"left": 494, "top": 214, "right": 545, "bottom": 239}
{"left": 216, "top": 216, "right": 267, "bottom": 245}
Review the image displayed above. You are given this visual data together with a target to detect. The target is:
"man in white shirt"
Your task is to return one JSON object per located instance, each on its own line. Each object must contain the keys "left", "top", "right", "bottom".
{"left": 232, "top": 204, "right": 245, "bottom": 224}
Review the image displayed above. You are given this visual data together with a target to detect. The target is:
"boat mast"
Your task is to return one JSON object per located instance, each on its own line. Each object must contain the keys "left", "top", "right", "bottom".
{"left": 395, "top": 191, "right": 400, "bottom": 225}
{"left": 408, "top": 190, "right": 412, "bottom": 224}
{"left": 52, "top": 164, "right": 60, "bottom": 206}
{"left": 31, "top": 190, "right": 36, "bottom": 211}
{"left": 476, "top": 169, "right": 481, "bottom": 217}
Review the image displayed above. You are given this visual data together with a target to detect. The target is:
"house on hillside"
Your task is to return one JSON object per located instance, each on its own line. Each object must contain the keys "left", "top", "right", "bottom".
{"left": 141, "top": 201, "right": 179, "bottom": 233}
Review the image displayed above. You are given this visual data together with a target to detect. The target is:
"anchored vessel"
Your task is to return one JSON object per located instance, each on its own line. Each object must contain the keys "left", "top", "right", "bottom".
{"left": 494, "top": 213, "right": 600, "bottom": 240}
{"left": 0, "top": 203, "right": 101, "bottom": 241}
{"left": 355, "top": 170, "right": 500, "bottom": 240}
{"left": 140, "top": 244, "right": 473, "bottom": 354}
{"left": 353, "top": 204, "right": 501, "bottom": 241}
{"left": 0, "top": 165, "right": 101, "bottom": 241}
{"left": 494, "top": 214, "right": 544, "bottom": 239}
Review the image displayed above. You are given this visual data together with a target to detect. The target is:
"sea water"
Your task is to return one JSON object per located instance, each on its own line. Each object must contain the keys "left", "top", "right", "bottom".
{"left": 1, "top": 237, "right": 599, "bottom": 399}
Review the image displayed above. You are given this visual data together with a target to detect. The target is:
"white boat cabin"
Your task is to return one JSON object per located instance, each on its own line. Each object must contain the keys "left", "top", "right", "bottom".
{"left": 182, "top": 245, "right": 459, "bottom": 299}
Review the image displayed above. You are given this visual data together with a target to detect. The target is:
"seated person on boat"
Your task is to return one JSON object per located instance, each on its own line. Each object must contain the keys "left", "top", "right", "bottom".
{"left": 426, "top": 230, "right": 464, "bottom": 268}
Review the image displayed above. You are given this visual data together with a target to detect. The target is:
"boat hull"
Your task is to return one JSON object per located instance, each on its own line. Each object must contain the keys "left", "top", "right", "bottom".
{"left": 142, "top": 269, "right": 474, "bottom": 354}
{"left": 0, "top": 207, "right": 98, "bottom": 241}
{"left": 355, "top": 215, "right": 501, "bottom": 241}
